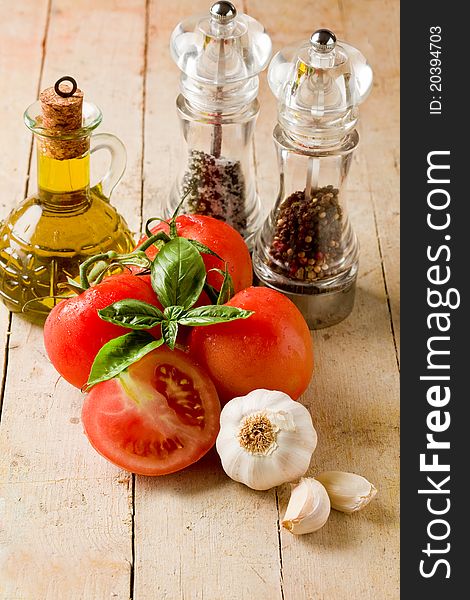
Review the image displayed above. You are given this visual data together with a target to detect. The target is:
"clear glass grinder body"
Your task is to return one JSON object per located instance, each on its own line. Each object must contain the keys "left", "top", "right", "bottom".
{"left": 253, "top": 29, "right": 373, "bottom": 328}
{"left": 0, "top": 77, "right": 134, "bottom": 320}
{"left": 166, "top": 1, "right": 272, "bottom": 246}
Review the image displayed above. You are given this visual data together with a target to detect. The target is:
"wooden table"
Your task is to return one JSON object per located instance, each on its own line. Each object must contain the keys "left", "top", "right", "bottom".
{"left": 0, "top": 1, "right": 400, "bottom": 598}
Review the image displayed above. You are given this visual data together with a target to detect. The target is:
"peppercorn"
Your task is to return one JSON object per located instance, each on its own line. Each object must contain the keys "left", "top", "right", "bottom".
{"left": 179, "top": 149, "right": 248, "bottom": 234}
{"left": 266, "top": 186, "right": 343, "bottom": 283}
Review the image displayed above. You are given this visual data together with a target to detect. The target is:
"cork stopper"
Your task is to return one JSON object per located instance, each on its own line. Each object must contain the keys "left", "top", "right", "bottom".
{"left": 38, "top": 76, "right": 88, "bottom": 160}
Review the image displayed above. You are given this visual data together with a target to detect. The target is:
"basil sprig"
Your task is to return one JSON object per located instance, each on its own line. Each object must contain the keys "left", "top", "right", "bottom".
{"left": 98, "top": 299, "right": 252, "bottom": 331}
{"left": 86, "top": 227, "right": 253, "bottom": 390}
{"left": 213, "top": 268, "right": 235, "bottom": 305}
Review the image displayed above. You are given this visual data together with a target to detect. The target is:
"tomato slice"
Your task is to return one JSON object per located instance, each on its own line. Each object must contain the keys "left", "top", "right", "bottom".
{"left": 81, "top": 347, "right": 220, "bottom": 476}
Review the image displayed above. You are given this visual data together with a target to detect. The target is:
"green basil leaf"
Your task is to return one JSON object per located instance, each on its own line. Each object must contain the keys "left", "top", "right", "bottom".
{"left": 162, "top": 320, "right": 178, "bottom": 350}
{"left": 98, "top": 299, "right": 164, "bottom": 329}
{"left": 84, "top": 332, "right": 164, "bottom": 390}
{"left": 187, "top": 239, "right": 223, "bottom": 261}
{"left": 178, "top": 305, "right": 254, "bottom": 326}
{"left": 163, "top": 305, "right": 186, "bottom": 321}
{"left": 151, "top": 236, "right": 206, "bottom": 310}
{"left": 203, "top": 282, "right": 219, "bottom": 305}
{"left": 214, "top": 267, "right": 235, "bottom": 305}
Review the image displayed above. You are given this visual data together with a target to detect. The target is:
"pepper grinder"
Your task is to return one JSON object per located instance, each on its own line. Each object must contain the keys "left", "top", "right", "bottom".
{"left": 166, "top": 1, "right": 272, "bottom": 246}
{"left": 253, "top": 29, "right": 373, "bottom": 328}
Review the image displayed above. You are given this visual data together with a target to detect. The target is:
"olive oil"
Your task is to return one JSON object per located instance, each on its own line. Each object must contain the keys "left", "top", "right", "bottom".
{"left": 37, "top": 151, "right": 90, "bottom": 192}
{"left": 0, "top": 153, "right": 134, "bottom": 319}
{"left": 0, "top": 79, "right": 135, "bottom": 320}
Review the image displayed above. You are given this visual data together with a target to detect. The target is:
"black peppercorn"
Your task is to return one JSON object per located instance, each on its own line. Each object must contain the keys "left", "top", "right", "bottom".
{"left": 179, "top": 150, "right": 248, "bottom": 234}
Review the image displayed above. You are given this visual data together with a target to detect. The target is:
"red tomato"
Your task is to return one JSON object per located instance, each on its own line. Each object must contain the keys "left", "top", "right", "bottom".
{"left": 137, "top": 214, "right": 253, "bottom": 293}
{"left": 82, "top": 347, "right": 220, "bottom": 476}
{"left": 188, "top": 287, "right": 314, "bottom": 403}
{"left": 44, "top": 274, "right": 163, "bottom": 389}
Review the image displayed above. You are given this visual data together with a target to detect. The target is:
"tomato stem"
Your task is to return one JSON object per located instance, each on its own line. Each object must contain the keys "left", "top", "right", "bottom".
{"left": 79, "top": 250, "right": 153, "bottom": 289}
{"left": 135, "top": 231, "right": 171, "bottom": 253}
{"left": 80, "top": 253, "right": 117, "bottom": 289}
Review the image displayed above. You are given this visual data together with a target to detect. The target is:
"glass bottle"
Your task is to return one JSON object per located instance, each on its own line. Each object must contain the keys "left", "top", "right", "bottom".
{"left": 0, "top": 77, "right": 134, "bottom": 320}
{"left": 253, "top": 29, "right": 373, "bottom": 328}
{"left": 166, "top": 1, "right": 272, "bottom": 246}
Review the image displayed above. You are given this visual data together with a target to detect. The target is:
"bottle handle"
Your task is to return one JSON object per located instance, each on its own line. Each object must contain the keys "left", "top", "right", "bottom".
{"left": 90, "top": 132, "right": 127, "bottom": 200}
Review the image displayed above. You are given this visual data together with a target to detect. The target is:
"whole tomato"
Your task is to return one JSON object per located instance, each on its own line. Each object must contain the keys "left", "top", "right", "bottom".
{"left": 44, "top": 274, "right": 163, "bottom": 389}
{"left": 188, "top": 287, "right": 314, "bottom": 403}
{"left": 137, "top": 214, "right": 252, "bottom": 293}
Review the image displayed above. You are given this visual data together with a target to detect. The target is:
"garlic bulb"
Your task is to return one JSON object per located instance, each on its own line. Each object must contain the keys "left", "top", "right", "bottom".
{"left": 316, "top": 471, "right": 377, "bottom": 513}
{"left": 216, "top": 389, "right": 317, "bottom": 490}
{"left": 282, "top": 478, "right": 330, "bottom": 534}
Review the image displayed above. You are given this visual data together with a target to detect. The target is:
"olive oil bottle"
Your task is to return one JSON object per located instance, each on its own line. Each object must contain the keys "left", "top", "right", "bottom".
{"left": 0, "top": 77, "right": 134, "bottom": 320}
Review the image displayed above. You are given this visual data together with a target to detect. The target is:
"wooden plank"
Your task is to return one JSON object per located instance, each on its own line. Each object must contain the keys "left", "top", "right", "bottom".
{"left": 0, "top": 2, "right": 50, "bottom": 594}
{"left": 339, "top": 0, "right": 401, "bottom": 358}
{"left": 0, "top": 0, "right": 147, "bottom": 596}
{"left": 136, "top": 456, "right": 282, "bottom": 600}
{"left": 140, "top": 0, "right": 183, "bottom": 223}
{"left": 135, "top": 2, "right": 283, "bottom": 598}
{"left": 0, "top": 0, "right": 49, "bottom": 416}
{"left": 246, "top": 1, "right": 400, "bottom": 598}
{"left": 0, "top": 0, "right": 47, "bottom": 213}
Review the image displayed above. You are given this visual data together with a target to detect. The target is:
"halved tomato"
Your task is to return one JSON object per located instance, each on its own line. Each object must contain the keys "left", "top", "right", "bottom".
{"left": 82, "top": 347, "right": 220, "bottom": 476}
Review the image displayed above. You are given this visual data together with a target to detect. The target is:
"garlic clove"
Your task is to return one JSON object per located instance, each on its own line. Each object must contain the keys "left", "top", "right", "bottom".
{"left": 282, "top": 478, "right": 330, "bottom": 534}
{"left": 315, "top": 471, "right": 377, "bottom": 514}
